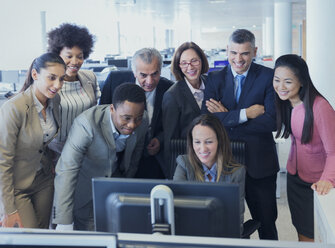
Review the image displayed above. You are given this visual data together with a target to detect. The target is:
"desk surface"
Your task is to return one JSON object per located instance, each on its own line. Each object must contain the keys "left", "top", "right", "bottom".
{"left": 314, "top": 189, "right": 335, "bottom": 243}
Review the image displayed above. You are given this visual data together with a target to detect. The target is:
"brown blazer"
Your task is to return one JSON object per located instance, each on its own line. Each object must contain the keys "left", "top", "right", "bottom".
{"left": 0, "top": 86, "right": 60, "bottom": 214}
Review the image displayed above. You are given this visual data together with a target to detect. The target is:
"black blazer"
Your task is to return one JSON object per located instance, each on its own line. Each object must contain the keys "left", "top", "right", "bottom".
{"left": 99, "top": 70, "right": 173, "bottom": 175}
{"left": 202, "top": 63, "right": 279, "bottom": 179}
{"left": 162, "top": 75, "right": 207, "bottom": 176}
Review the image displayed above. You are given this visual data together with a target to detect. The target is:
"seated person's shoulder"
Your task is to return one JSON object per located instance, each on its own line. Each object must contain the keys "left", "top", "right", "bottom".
{"left": 159, "top": 77, "right": 174, "bottom": 88}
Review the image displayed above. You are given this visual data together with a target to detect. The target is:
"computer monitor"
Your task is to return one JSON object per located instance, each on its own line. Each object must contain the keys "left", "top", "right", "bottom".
{"left": 92, "top": 178, "right": 241, "bottom": 238}
{"left": 0, "top": 229, "right": 116, "bottom": 248}
{"left": 107, "top": 59, "right": 128, "bottom": 68}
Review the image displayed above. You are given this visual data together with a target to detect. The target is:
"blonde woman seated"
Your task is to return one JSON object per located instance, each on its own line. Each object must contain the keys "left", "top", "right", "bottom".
{"left": 173, "top": 113, "right": 245, "bottom": 232}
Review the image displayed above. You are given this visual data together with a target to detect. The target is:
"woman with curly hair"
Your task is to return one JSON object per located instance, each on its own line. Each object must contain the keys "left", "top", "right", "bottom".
{"left": 173, "top": 113, "right": 245, "bottom": 234}
{"left": 47, "top": 23, "right": 101, "bottom": 156}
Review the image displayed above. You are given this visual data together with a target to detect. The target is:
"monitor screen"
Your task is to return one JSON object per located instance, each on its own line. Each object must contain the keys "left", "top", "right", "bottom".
{"left": 92, "top": 178, "right": 241, "bottom": 238}
{"left": 107, "top": 59, "right": 128, "bottom": 68}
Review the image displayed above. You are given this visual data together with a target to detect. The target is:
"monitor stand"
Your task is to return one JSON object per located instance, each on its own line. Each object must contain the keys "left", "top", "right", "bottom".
{"left": 150, "top": 185, "right": 175, "bottom": 235}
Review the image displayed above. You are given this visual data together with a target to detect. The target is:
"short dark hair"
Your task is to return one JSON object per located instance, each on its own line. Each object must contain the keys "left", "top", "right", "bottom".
{"left": 21, "top": 53, "right": 66, "bottom": 92}
{"left": 112, "top": 83, "right": 146, "bottom": 109}
{"left": 171, "top": 42, "right": 209, "bottom": 81}
{"left": 47, "top": 23, "right": 94, "bottom": 59}
{"left": 229, "top": 29, "right": 255, "bottom": 48}
{"left": 274, "top": 54, "right": 323, "bottom": 144}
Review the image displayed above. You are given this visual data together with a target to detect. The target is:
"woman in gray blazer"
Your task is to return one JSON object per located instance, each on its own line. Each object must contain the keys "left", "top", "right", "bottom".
{"left": 47, "top": 23, "right": 100, "bottom": 156}
{"left": 163, "top": 42, "right": 209, "bottom": 177}
{"left": 173, "top": 114, "right": 245, "bottom": 233}
{"left": 0, "top": 53, "right": 66, "bottom": 228}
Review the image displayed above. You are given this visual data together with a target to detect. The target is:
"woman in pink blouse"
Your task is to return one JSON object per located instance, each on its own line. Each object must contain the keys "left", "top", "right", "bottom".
{"left": 273, "top": 54, "right": 335, "bottom": 242}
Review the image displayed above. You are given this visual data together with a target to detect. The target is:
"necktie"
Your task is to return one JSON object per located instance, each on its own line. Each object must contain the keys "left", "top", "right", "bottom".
{"left": 194, "top": 91, "right": 204, "bottom": 108}
{"left": 235, "top": 74, "right": 245, "bottom": 103}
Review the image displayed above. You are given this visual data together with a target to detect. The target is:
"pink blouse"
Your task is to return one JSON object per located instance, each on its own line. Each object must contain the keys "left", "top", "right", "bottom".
{"left": 287, "top": 96, "right": 335, "bottom": 186}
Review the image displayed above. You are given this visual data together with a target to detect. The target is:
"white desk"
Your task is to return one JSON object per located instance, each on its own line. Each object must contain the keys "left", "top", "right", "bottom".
{"left": 314, "top": 189, "right": 335, "bottom": 243}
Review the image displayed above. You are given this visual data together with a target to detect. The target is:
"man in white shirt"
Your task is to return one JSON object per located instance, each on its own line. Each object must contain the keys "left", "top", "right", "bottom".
{"left": 131, "top": 48, "right": 173, "bottom": 179}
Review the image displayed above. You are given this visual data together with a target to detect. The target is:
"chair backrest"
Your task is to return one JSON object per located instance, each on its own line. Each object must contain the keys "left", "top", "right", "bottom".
{"left": 170, "top": 139, "right": 246, "bottom": 177}
{"left": 100, "top": 70, "right": 135, "bottom": 105}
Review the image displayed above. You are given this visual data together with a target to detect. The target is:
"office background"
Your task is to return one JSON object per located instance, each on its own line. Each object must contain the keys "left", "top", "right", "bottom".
{"left": 0, "top": 0, "right": 335, "bottom": 242}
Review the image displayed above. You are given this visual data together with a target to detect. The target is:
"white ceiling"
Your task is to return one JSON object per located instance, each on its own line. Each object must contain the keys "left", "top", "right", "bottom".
{"left": 109, "top": 0, "right": 306, "bottom": 31}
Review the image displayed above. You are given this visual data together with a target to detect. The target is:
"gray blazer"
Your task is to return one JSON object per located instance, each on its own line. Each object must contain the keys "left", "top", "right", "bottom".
{"left": 77, "top": 70, "right": 100, "bottom": 106}
{"left": 52, "top": 105, "right": 148, "bottom": 224}
{"left": 0, "top": 86, "right": 60, "bottom": 214}
{"left": 174, "top": 155, "right": 245, "bottom": 233}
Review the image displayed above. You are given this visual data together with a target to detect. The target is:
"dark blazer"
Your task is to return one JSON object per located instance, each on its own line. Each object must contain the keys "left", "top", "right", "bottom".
{"left": 162, "top": 75, "right": 207, "bottom": 177}
{"left": 173, "top": 154, "right": 245, "bottom": 233}
{"left": 202, "top": 63, "right": 279, "bottom": 179}
{"left": 99, "top": 70, "right": 173, "bottom": 177}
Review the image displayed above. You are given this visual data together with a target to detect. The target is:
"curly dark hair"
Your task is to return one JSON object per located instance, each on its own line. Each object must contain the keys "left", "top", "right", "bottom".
{"left": 47, "top": 23, "right": 94, "bottom": 59}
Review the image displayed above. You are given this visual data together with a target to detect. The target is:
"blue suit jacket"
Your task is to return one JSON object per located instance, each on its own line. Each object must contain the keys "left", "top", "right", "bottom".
{"left": 202, "top": 63, "right": 279, "bottom": 178}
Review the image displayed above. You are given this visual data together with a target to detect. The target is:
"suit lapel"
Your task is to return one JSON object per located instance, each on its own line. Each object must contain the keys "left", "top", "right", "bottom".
{"left": 26, "top": 87, "right": 44, "bottom": 146}
{"left": 222, "top": 66, "right": 236, "bottom": 110}
{"left": 52, "top": 93, "right": 60, "bottom": 129}
{"left": 151, "top": 78, "right": 164, "bottom": 130}
{"left": 179, "top": 80, "right": 200, "bottom": 112}
{"left": 101, "top": 106, "right": 116, "bottom": 150}
{"left": 123, "top": 133, "right": 137, "bottom": 172}
{"left": 78, "top": 71, "right": 95, "bottom": 104}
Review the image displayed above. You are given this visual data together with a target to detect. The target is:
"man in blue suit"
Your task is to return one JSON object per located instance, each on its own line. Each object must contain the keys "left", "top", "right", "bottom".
{"left": 202, "top": 29, "right": 279, "bottom": 240}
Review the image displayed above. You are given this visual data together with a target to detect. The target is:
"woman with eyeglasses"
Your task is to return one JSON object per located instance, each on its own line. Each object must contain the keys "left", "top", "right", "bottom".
{"left": 162, "top": 42, "right": 209, "bottom": 178}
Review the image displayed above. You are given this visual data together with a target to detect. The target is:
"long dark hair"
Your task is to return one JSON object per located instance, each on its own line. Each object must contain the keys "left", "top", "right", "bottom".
{"left": 187, "top": 114, "right": 241, "bottom": 182}
{"left": 274, "top": 54, "right": 323, "bottom": 144}
{"left": 21, "top": 53, "right": 66, "bottom": 92}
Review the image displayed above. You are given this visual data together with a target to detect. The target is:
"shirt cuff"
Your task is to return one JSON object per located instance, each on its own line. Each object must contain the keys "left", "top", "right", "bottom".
{"left": 56, "top": 224, "right": 74, "bottom": 231}
{"left": 239, "top": 109, "right": 248, "bottom": 123}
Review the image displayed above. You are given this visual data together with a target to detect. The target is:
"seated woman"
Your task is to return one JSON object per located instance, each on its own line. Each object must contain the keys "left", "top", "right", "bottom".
{"left": 173, "top": 113, "right": 245, "bottom": 233}
{"left": 47, "top": 23, "right": 100, "bottom": 157}
{"left": 162, "top": 42, "right": 209, "bottom": 177}
{"left": 0, "top": 53, "right": 66, "bottom": 228}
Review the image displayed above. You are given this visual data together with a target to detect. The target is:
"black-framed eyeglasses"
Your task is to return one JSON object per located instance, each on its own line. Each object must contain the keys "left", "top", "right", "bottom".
{"left": 179, "top": 59, "right": 200, "bottom": 68}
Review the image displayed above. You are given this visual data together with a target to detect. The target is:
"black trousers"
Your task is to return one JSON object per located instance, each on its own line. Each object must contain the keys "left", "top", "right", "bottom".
{"left": 245, "top": 173, "right": 278, "bottom": 240}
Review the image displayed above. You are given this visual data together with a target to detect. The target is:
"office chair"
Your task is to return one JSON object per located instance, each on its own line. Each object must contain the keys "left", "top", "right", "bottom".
{"left": 169, "top": 138, "right": 261, "bottom": 239}
{"left": 100, "top": 70, "right": 135, "bottom": 105}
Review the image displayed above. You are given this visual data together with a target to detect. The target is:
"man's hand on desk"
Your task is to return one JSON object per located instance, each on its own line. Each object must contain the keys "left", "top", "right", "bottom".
{"left": 206, "top": 98, "right": 228, "bottom": 113}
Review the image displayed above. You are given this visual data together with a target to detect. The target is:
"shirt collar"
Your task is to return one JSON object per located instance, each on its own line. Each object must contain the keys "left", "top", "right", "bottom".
{"left": 231, "top": 66, "right": 250, "bottom": 79}
{"left": 135, "top": 79, "right": 157, "bottom": 97}
{"left": 202, "top": 163, "right": 217, "bottom": 176}
{"left": 109, "top": 112, "right": 130, "bottom": 140}
{"left": 184, "top": 77, "right": 205, "bottom": 95}
{"left": 32, "top": 87, "right": 53, "bottom": 113}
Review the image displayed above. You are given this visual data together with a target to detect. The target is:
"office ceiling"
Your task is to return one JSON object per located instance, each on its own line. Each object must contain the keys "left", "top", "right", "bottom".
{"left": 108, "top": 0, "right": 306, "bottom": 31}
